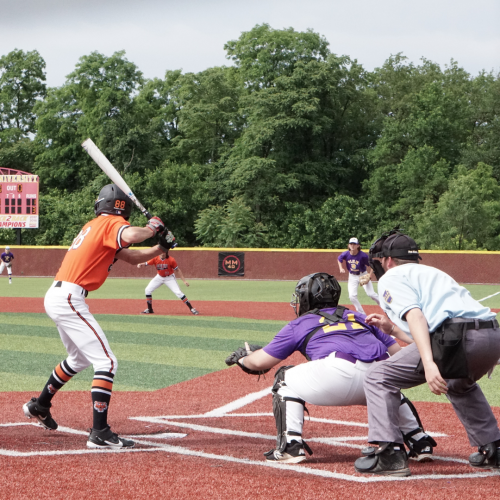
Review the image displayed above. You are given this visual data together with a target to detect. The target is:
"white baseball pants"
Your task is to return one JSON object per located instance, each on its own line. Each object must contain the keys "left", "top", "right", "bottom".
{"left": 0, "top": 262, "right": 12, "bottom": 276}
{"left": 279, "top": 353, "right": 421, "bottom": 441}
{"left": 348, "top": 272, "right": 380, "bottom": 314}
{"left": 44, "top": 281, "right": 118, "bottom": 374}
{"left": 145, "top": 274, "right": 184, "bottom": 298}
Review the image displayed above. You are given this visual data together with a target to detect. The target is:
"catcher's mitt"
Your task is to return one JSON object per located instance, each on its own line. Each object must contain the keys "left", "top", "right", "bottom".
{"left": 359, "top": 274, "right": 371, "bottom": 286}
{"left": 157, "top": 228, "right": 177, "bottom": 251}
{"left": 225, "top": 344, "right": 270, "bottom": 376}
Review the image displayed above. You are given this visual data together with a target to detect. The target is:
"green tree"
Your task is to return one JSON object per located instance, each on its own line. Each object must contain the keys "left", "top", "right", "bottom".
{"left": 414, "top": 164, "right": 500, "bottom": 250}
{"left": 225, "top": 24, "right": 330, "bottom": 90}
{"left": 34, "top": 51, "right": 147, "bottom": 190}
{"left": 194, "top": 197, "right": 266, "bottom": 247}
{"left": 0, "top": 49, "right": 46, "bottom": 170}
{"left": 278, "top": 195, "right": 372, "bottom": 249}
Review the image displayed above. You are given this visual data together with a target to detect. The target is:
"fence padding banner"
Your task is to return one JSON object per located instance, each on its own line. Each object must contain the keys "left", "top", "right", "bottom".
{"left": 218, "top": 252, "right": 245, "bottom": 276}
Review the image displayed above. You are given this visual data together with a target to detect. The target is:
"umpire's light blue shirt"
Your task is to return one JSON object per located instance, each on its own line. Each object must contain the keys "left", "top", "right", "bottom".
{"left": 378, "top": 263, "right": 495, "bottom": 338}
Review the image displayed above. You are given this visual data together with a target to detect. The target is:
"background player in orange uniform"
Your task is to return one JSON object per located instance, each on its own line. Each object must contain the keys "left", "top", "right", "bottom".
{"left": 23, "top": 184, "right": 171, "bottom": 449}
{"left": 137, "top": 252, "right": 199, "bottom": 315}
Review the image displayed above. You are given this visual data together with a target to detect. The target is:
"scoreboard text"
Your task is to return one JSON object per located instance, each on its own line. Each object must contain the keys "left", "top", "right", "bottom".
{"left": 0, "top": 174, "right": 39, "bottom": 228}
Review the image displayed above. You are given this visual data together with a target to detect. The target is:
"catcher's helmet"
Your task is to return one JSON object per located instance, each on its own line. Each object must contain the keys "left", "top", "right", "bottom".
{"left": 94, "top": 184, "right": 133, "bottom": 220}
{"left": 291, "top": 272, "right": 341, "bottom": 317}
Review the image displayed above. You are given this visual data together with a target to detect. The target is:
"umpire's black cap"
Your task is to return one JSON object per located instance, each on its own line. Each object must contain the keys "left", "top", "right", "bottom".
{"left": 381, "top": 233, "right": 421, "bottom": 261}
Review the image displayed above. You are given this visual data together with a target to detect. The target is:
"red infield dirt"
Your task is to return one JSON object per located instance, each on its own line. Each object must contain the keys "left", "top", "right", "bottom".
{"left": 3, "top": 302, "right": 500, "bottom": 499}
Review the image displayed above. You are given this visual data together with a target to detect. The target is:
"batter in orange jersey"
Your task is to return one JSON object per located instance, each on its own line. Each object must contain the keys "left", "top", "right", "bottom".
{"left": 138, "top": 252, "right": 198, "bottom": 315}
{"left": 23, "top": 184, "right": 170, "bottom": 450}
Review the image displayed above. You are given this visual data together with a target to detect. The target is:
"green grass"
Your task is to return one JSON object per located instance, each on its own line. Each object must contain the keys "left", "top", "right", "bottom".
{"left": 1, "top": 277, "right": 500, "bottom": 407}
{"left": 2, "top": 277, "right": 500, "bottom": 307}
{"left": 0, "top": 312, "right": 283, "bottom": 392}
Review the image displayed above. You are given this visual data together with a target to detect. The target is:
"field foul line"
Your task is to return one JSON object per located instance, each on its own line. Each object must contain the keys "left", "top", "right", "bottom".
{"left": 478, "top": 291, "right": 500, "bottom": 302}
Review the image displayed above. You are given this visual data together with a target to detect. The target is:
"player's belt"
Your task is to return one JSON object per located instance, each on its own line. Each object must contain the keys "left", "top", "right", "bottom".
{"left": 54, "top": 281, "right": 88, "bottom": 298}
{"left": 440, "top": 318, "right": 499, "bottom": 331}
{"left": 334, "top": 351, "right": 389, "bottom": 364}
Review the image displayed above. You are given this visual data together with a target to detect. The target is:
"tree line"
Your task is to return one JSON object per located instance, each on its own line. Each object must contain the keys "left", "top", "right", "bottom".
{"left": 1, "top": 24, "right": 499, "bottom": 250}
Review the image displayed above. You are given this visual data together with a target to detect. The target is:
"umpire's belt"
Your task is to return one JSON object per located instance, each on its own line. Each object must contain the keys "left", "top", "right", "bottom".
{"left": 54, "top": 281, "right": 88, "bottom": 298}
{"left": 334, "top": 351, "right": 389, "bottom": 364}
{"left": 438, "top": 317, "right": 499, "bottom": 332}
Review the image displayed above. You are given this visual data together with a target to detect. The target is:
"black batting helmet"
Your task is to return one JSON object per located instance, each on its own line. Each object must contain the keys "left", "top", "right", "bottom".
{"left": 94, "top": 184, "right": 133, "bottom": 220}
{"left": 290, "top": 272, "right": 342, "bottom": 317}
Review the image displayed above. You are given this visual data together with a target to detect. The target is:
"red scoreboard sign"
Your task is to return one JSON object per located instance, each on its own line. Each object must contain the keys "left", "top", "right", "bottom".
{"left": 0, "top": 168, "right": 39, "bottom": 228}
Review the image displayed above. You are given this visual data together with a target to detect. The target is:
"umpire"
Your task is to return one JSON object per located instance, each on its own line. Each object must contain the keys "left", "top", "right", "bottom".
{"left": 354, "top": 231, "right": 500, "bottom": 477}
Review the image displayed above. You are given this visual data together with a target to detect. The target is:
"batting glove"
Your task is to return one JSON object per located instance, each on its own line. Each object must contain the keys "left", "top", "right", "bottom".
{"left": 146, "top": 216, "right": 165, "bottom": 235}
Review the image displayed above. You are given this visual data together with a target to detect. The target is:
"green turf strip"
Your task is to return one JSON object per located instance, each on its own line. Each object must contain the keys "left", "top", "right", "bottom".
{"left": 0, "top": 313, "right": 280, "bottom": 392}
{"left": 1, "top": 277, "right": 499, "bottom": 307}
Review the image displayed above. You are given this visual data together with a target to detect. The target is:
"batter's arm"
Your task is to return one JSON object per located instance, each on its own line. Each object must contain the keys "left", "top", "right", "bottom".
{"left": 240, "top": 348, "right": 281, "bottom": 372}
{"left": 117, "top": 245, "right": 163, "bottom": 265}
{"left": 121, "top": 226, "right": 156, "bottom": 245}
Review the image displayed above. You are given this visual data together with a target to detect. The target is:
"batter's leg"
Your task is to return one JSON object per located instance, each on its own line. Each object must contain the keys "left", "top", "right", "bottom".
{"left": 348, "top": 274, "right": 365, "bottom": 314}
{"left": 45, "top": 289, "right": 118, "bottom": 431}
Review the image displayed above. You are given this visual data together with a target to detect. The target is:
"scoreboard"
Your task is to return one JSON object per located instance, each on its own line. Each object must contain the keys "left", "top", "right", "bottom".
{"left": 0, "top": 169, "right": 39, "bottom": 229}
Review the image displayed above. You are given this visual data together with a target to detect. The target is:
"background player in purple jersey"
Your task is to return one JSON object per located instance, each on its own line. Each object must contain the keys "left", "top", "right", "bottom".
{"left": 0, "top": 246, "right": 14, "bottom": 284}
{"left": 338, "top": 237, "right": 380, "bottom": 313}
{"left": 226, "top": 273, "right": 436, "bottom": 464}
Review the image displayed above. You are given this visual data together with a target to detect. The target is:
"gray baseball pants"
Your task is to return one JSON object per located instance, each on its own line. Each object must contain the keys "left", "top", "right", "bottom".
{"left": 364, "top": 326, "right": 500, "bottom": 447}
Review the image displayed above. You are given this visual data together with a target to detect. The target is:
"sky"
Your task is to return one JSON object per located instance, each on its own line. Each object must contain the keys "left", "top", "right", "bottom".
{"left": 1, "top": 0, "right": 499, "bottom": 87}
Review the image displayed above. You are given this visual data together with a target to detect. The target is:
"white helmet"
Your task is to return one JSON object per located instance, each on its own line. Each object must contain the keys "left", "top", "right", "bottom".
{"left": 5, "top": 246, "right": 10, "bottom": 252}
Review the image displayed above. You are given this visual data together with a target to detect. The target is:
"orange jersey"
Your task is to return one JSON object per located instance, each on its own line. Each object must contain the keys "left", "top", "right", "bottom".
{"left": 146, "top": 255, "right": 178, "bottom": 277}
{"left": 55, "top": 215, "right": 130, "bottom": 291}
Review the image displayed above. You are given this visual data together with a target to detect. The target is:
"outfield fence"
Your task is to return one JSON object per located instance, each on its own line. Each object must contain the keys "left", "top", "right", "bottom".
{"left": 5, "top": 246, "right": 500, "bottom": 284}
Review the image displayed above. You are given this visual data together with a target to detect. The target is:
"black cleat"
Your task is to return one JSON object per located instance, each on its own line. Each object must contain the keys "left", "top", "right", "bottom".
{"left": 190, "top": 308, "right": 199, "bottom": 315}
{"left": 87, "top": 426, "right": 135, "bottom": 449}
{"left": 469, "top": 442, "right": 500, "bottom": 469}
{"left": 141, "top": 309, "right": 154, "bottom": 314}
{"left": 264, "top": 440, "right": 308, "bottom": 464}
{"left": 23, "top": 397, "right": 58, "bottom": 430}
{"left": 355, "top": 442, "right": 411, "bottom": 477}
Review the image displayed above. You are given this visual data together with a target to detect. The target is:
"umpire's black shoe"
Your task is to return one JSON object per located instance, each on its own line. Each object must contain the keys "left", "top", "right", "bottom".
{"left": 355, "top": 442, "right": 411, "bottom": 477}
{"left": 87, "top": 426, "right": 135, "bottom": 449}
{"left": 23, "top": 397, "right": 58, "bottom": 430}
{"left": 469, "top": 442, "right": 500, "bottom": 469}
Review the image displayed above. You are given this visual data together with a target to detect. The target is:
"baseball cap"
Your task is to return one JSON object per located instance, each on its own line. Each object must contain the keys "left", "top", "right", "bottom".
{"left": 382, "top": 233, "right": 421, "bottom": 260}
{"left": 5, "top": 246, "right": 10, "bottom": 251}
{"left": 349, "top": 237, "right": 359, "bottom": 244}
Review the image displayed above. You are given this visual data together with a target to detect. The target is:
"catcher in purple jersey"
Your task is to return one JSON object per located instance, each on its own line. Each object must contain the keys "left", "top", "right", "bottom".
{"left": 225, "top": 273, "right": 437, "bottom": 464}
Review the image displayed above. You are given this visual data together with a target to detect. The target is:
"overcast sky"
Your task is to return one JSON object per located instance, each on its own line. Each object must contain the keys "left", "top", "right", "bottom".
{"left": 1, "top": 0, "right": 499, "bottom": 87}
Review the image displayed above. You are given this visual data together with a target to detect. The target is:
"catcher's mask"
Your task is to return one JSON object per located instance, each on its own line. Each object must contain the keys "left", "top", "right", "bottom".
{"left": 94, "top": 184, "right": 133, "bottom": 220}
{"left": 369, "top": 230, "right": 421, "bottom": 280}
{"left": 290, "top": 272, "right": 341, "bottom": 317}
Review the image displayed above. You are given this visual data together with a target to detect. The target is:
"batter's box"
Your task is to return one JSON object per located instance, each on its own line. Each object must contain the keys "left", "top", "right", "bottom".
{"left": 130, "top": 387, "right": 500, "bottom": 483}
{"left": 0, "top": 422, "right": 186, "bottom": 457}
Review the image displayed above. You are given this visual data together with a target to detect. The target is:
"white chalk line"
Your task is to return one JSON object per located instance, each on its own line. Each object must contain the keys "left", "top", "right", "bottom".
{"left": 1, "top": 388, "right": 494, "bottom": 482}
{"left": 478, "top": 291, "right": 500, "bottom": 302}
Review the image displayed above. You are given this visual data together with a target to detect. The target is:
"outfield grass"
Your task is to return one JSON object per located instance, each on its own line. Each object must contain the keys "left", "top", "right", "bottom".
{"left": 1, "top": 277, "right": 500, "bottom": 307}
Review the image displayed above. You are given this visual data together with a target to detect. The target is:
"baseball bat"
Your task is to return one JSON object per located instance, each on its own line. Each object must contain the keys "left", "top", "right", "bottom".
{"left": 81, "top": 138, "right": 152, "bottom": 220}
